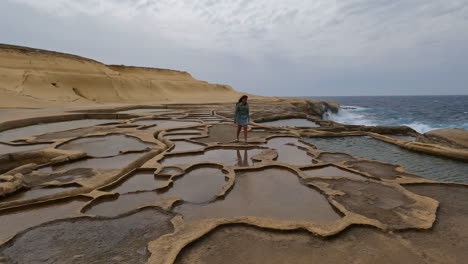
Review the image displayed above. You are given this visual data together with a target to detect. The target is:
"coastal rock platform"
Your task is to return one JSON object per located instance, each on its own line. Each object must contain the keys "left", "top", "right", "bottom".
{"left": 0, "top": 103, "right": 467, "bottom": 264}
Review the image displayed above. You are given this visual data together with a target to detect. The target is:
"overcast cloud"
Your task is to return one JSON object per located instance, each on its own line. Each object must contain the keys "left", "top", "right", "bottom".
{"left": 1, "top": 0, "right": 468, "bottom": 96}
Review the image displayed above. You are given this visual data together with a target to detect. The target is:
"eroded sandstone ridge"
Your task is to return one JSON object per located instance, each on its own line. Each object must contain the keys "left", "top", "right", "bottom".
{"left": 0, "top": 104, "right": 466, "bottom": 264}
{"left": 0, "top": 44, "right": 243, "bottom": 107}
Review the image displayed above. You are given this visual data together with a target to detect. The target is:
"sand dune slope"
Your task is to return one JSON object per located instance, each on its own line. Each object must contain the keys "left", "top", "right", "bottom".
{"left": 0, "top": 44, "right": 242, "bottom": 107}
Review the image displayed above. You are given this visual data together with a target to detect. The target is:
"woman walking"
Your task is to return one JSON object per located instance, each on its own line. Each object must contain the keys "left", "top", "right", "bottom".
{"left": 234, "top": 95, "right": 250, "bottom": 142}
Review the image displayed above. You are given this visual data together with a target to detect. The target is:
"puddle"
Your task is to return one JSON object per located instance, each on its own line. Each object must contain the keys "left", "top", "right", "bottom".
{"left": 160, "top": 167, "right": 227, "bottom": 203}
{"left": 38, "top": 153, "right": 146, "bottom": 172}
{"left": 166, "top": 129, "right": 203, "bottom": 134}
{"left": 0, "top": 186, "right": 78, "bottom": 204}
{"left": 19, "top": 169, "right": 95, "bottom": 187}
{"left": 196, "top": 117, "right": 225, "bottom": 122}
{"left": 345, "top": 160, "right": 409, "bottom": 180}
{"left": 199, "top": 117, "right": 223, "bottom": 120}
{"left": 260, "top": 119, "right": 319, "bottom": 127}
{"left": 175, "top": 168, "right": 340, "bottom": 222}
{"left": 86, "top": 167, "right": 227, "bottom": 216}
{"left": 161, "top": 148, "right": 264, "bottom": 167}
{"left": 164, "top": 134, "right": 200, "bottom": 140}
{"left": 133, "top": 120, "right": 200, "bottom": 130}
{"left": 0, "top": 119, "right": 119, "bottom": 142}
{"left": 106, "top": 172, "right": 167, "bottom": 194}
{"left": 58, "top": 135, "right": 153, "bottom": 157}
{"left": 302, "top": 166, "right": 367, "bottom": 180}
{"left": 159, "top": 167, "right": 184, "bottom": 175}
{"left": 0, "top": 198, "right": 87, "bottom": 242}
{"left": 317, "top": 152, "right": 356, "bottom": 163}
{"left": 305, "top": 136, "right": 468, "bottom": 183}
{"left": 160, "top": 113, "right": 186, "bottom": 118}
{"left": 117, "top": 109, "right": 172, "bottom": 114}
{"left": 195, "top": 124, "right": 273, "bottom": 144}
{"left": 83, "top": 192, "right": 162, "bottom": 217}
{"left": 170, "top": 141, "right": 205, "bottom": 152}
{"left": 0, "top": 208, "right": 173, "bottom": 264}
{"left": 264, "top": 137, "right": 314, "bottom": 165}
{"left": 31, "top": 125, "right": 122, "bottom": 142}
{"left": 0, "top": 143, "right": 50, "bottom": 155}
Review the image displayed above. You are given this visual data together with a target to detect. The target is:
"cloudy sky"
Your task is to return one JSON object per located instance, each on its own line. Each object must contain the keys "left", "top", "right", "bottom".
{"left": 1, "top": 0, "right": 467, "bottom": 96}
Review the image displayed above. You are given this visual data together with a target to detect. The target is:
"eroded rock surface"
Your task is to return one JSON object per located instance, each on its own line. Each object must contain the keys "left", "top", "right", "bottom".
{"left": 418, "top": 128, "right": 468, "bottom": 149}
{"left": 0, "top": 105, "right": 466, "bottom": 264}
{"left": 0, "top": 208, "right": 173, "bottom": 264}
{"left": 175, "top": 225, "right": 426, "bottom": 264}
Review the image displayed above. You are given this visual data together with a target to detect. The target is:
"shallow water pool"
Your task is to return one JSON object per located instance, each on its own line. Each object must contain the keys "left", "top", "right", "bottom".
{"left": 0, "top": 119, "right": 119, "bottom": 142}
{"left": 304, "top": 136, "right": 468, "bottom": 183}
{"left": 259, "top": 118, "right": 319, "bottom": 127}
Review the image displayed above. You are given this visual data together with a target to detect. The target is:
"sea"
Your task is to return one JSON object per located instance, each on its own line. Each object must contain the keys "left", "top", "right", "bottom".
{"left": 308, "top": 95, "right": 468, "bottom": 133}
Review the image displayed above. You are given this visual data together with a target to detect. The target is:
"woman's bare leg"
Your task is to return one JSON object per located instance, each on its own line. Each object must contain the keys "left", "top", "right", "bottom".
{"left": 236, "top": 125, "right": 242, "bottom": 140}
{"left": 243, "top": 125, "right": 248, "bottom": 142}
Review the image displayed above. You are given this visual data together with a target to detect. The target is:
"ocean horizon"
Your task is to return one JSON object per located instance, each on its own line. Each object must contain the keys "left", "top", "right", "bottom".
{"left": 305, "top": 95, "right": 468, "bottom": 133}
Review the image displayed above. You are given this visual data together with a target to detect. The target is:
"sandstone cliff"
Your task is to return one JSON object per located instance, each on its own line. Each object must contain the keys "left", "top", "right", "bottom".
{"left": 0, "top": 44, "right": 242, "bottom": 107}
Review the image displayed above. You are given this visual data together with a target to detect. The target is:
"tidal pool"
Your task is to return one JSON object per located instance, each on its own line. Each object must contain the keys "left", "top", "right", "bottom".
{"left": 175, "top": 168, "right": 340, "bottom": 222}
{"left": 105, "top": 171, "right": 167, "bottom": 194}
{"left": 302, "top": 166, "right": 367, "bottom": 181}
{"left": 0, "top": 119, "right": 119, "bottom": 142}
{"left": 260, "top": 119, "right": 319, "bottom": 127}
{"left": 160, "top": 167, "right": 227, "bottom": 203}
{"left": 38, "top": 152, "right": 146, "bottom": 172}
{"left": 0, "top": 186, "right": 78, "bottom": 204}
{"left": 164, "top": 134, "right": 201, "bottom": 140}
{"left": 170, "top": 141, "right": 205, "bottom": 152}
{"left": 0, "top": 143, "right": 50, "bottom": 155}
{"left": 86, "top": 167, "right": 227, "bottom": 216}
{"left": 264, "top": 137, "right": 314, "bottom": 166}
{"left": 117, "top": 109, "right": 173, "bottom": 114}
{"left": 133, "top": 120, "right": 200, "bottom": 130}
{"left": 58, "top": 135, "right": 153, "bottom": 157}
{"left": 161, "top": 148, "right": 264, "bottom": 167}
{"left": 305, "top": 136, "right": 468, "bottom": 183}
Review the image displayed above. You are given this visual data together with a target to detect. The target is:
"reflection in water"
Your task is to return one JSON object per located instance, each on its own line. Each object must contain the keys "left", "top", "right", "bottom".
{"left": 161, "top": 149, "right": 262, "bottom": 167}
{"left": 236, "top": 150, "right": 249, "bottom": 167}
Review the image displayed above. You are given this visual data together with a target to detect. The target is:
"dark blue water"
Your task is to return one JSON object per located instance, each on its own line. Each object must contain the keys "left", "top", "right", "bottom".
{"left": 310, "top": 95, "right": 468, "bottom": 133}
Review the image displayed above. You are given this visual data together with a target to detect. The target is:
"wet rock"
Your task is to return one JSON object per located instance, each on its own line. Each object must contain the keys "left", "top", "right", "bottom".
{"left": 345, "top": 160, "right": 403, "bottom": 180}
{"left": 317, "top": 152, "right": 356, "bottom": 163}
{"left": 313, "top": 179, "right": 437, "bottom": 229}
{"left": 417, "top": 128, "right": 468, "bottom": 149}
{"left": 175, "top": 225, "right": 425, "bottom": 264}
{"left": 0, "top": 208, "right": 173, "bottom": 264}
{"left": 400, "top": 184, "right": 468, "bottom": 263}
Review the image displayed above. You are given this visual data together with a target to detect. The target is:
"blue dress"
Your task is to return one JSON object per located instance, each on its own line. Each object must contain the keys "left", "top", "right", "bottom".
{"left": 235, "top": 103, "right": 250, "bottom": 125}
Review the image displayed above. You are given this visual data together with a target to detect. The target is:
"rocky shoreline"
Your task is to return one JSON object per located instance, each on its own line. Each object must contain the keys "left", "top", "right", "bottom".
{"left": 0, "top": 102, "right": 466, "bottom": 264}
{"left": 0, "top": 44, "right": 467, "bottom": 264}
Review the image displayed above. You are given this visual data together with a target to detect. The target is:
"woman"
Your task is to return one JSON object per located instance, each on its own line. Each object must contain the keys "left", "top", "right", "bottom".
{"left": 234, "top": 95, "right": 249, "bottom": 142}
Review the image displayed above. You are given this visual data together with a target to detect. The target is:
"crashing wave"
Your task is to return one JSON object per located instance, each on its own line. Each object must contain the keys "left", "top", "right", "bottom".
{"left": 323, "top": 106, "right": 440, "bottom": 133}
{"left": 401, "top": 122, "right": 436, "bottom": 134}
{"left": 323, "top": 106, "right": 377, "bottom": 126}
